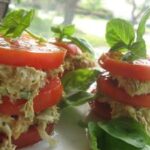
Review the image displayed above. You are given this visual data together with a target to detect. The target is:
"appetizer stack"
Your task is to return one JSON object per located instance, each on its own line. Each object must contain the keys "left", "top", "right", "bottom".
{"left": 51, "top": 25, "right": 95, "bottom": 75}
{"left": 88, "top": 8, "right": 150, "bottom": 150}
{"left": 0, "top": 10, "right": 66, "bottom": 149}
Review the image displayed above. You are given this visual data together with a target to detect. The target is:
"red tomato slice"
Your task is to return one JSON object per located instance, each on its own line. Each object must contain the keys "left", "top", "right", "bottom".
{"left": 98, "top": 76, "right": 150, "bottom": 108}
{"left": 90, "top": 100, "right": 111, "bottom": 120}
{"left": 13, "top": 123, "right": 54, "bottom": 148}
{"left": 0, "top": 97, "right": 25, "bottom": 115}
{"left": 0, "top": 37, "right": 66, "bottom": 70}
{"left": 0, "top": 77, "right": 63, "bottom": 115}
{"left": 53, "top": 41, "right": 82, "bottom": 56}
{"left": 99, "top": 53, "right": 150, "bottom": 81}
{"left": 33, "top": 77, "right": 63, "bottom": 112}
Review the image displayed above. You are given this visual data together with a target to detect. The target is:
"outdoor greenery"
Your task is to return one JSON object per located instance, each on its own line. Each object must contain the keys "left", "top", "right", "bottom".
{"left": 9, "top": 0, "right": 150, "bottom": 49}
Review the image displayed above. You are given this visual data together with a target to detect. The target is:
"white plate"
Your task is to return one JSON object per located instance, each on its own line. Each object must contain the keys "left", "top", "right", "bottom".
{"left": 20, "top": 104, "right": 90, "bottom": 150}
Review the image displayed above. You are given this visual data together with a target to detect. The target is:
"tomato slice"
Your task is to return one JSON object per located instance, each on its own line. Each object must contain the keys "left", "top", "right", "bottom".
{"left": 12, "top": 123, "right": 54, "bottom": 148}
{"left": 33, "top": 77, "right": 63, "bottom": 112}
{"left": 0, "top": 97, "right": 25, "bottom": 115}
{"left": 98, "top": 76, "right": 150, "bottom": 108}
{"left": 0, "top": 37, "right": 66, "bottom": 70}
{"left": 90, "top": 100, "right": 111, "bottom": 120}
{"left": 0, "top": 77, "right": 63, "bottom": 115}
{"left": 99, "top": 53, "right": 150, "bottom": 81}
{"left": 53, "top": 41, "right": 82, "bottom": 56}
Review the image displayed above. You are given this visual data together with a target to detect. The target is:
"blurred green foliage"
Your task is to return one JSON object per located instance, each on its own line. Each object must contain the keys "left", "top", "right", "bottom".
{"left": 10, "top": 0, "right": 109, "bottom": 48}
{"left": 28, "top": 12, "right": 53, "bottom": 38}
{"left": 80, "top": 0, "right": 101, "bottom": 11}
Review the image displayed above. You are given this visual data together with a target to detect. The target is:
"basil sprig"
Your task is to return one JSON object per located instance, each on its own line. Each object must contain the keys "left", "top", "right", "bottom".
{"left": 88, "top": 117, "right": 150, "bottom": 150}
{"left": 51, "top": 24, "right": 95, "bottom": 56}
{"left": 60, "top": 68, "right": 100, "bottom": 108}
{"left": 106, "top": 8, "right": 150, "bottom": 61}
{"left": 0, "top": 9, "right": 46, "bottom": 42}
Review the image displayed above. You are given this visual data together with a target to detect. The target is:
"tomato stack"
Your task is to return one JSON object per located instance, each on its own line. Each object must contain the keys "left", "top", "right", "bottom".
{"left": 53, "top": 41, "right": 95, "bottom": 75}
{"left": 91, "top": 52, "right": 150, "bottom": 123}
{"left": 0, "top": 35, "right": 66, "bottom": 149}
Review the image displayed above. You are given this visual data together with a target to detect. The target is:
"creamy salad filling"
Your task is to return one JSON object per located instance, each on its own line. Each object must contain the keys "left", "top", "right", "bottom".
{"left": 110, "top": 101, "right": 150, "bottom": 135}
{"left": 0, "top": 65, "right": 47, "bottom": 101}
{"left": 63, "top": 52, "right": 95, "bottom": 73}
{"left": 0, "top": 64, "right": 61, "bottom": 149}
{"left": 0, "top": 106, "right": 59, "bottom": 150}
{"left": 113, "top": 76, "right": 150, "bottom": 97}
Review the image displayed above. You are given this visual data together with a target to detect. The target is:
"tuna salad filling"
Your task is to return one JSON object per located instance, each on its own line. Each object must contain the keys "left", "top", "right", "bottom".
{"left": 0, "top": 64, "right": 61, "bottom": 149}
{"left": 110, "top": 101, "right": 150, "bottom": 135}
{"left": 0, "top": 106, "right": 59, "bottom": 150}
{"left": 112, "top": 76, "right": 150, "bottom": 97}
{"left": 98, "top": 94, "right": 150, "bottom": 135}
{"left": 0, "top": 65, "right": 47, "bottom": 101}
{"left": 63, "top": 52, "right": 95, "bottom": 73}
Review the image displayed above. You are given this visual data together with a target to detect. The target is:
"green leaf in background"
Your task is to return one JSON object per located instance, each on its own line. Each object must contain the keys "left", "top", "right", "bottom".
{"left": 0, "top": 9, "right": 34, "bottom": 38}
{"left": 106, "top": 18, "right": 135, "bottom": 50}
{"left": 137, "top": 8, "right": 150, "bottom": 41}
{"left": 62, "top": 69, "right": 100, "bottom": 94}
{"left": 88, "top": 118, "right": 150, "bottom": 150}
{"left": 88, "top": 122, "right": 103, "bottom": 150}
{"left": 51, "top": 24, "right": 95, "bottom": 56}
{"left": 62, "top": 91, "right": 95, "bottom": 107}
{"left": 63, "top": 24, "right": 76, "bottom": 37}
{"left": 60, "top": 69, "right": 100, "bottom": 108}
{"left": 70, "top": 37, "right": 95, "bottom": 56}
{"left": 51, "top": 25, "right": 62, "bottom": 34}
{"left": 51, "top": 24, "right": 75, "bottom": 40}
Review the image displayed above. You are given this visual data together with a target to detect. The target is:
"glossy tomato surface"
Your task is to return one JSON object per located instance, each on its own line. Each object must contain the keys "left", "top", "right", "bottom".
{"left": 98, "top": 76, "right": 150, "bottom": 108}
{"left": 0, "top": 36, "right": 66, "bottom": 70}
{"left": 53, "top": 41, "right": 82, "bottom": 56}
{"left": 99, "top": 53, "right": 150, "bottom": 81}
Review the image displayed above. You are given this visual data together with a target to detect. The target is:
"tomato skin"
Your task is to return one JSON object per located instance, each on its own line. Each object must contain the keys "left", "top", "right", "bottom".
{"left": 98, "top": 76, "right": 150, "bottom": 108}
{"left": 0, "top": 97, "right": 25, "bottom": 115}
{"left": 0, "top": 77, "right": 63, "bottom": 115}
{"left": 53, "top": 41, "right": 82, "bottom": 56}
{"left": 13, "top": 123, "right": 54, "bottom": 148}
{"left": 33, "top": 77, "right": 63, "bottom": 112}
{"left": 99, "top": 53, "right": 150, "bottom": 81}
{"left": 0, "top": 46, "right": 66, "bottom": 70}
{"left": 90, "top": 100, "right": 111, "bottom": 120}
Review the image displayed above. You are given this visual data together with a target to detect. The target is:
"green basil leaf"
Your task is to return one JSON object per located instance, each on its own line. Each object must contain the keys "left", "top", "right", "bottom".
{"left": 137, "top": 8, "right": 150, "bottom": 41}
{"left": 106, "top": 18, "right": 135, "bottom": 49}
{"left": 109, "top": 41, "right": 128, "bottom": 51}
{"left": 130, "top": 40, "right": 146, "bottom": 59}
{"left": 98, "top": 117, "right": 150, "bottom": 148}
{"left": 63, "top": 24, "right": 75, "bottom": 36}
{"left": 88, "top": 122, "right": 103, "bottom": 150}
{"left": 62, "top": 69, "right": 100, "bottom": 94}
{"left": 123, "top": 40, "right": 146, "bottom": 61}
{"left": 60, "top": 69, "right": 99, "bottom": 108}
{"left": 0, "top": 9, "right": 34, "bottom": 38}
{"left": 70, "top": 37, "right": 95, "bottom": 56}
{"left": 51, "top": 24, "right": 75, "bottom": 39}
{"left": 62, "top": 91, "right": 95, "bottom": 107}
{"left": 88, "top": 118, "right": 150, "bottom": 150}
{"left": 51, "top": 26, "right": 62, "bottom": 34}
{"left": 99, "top": 132, "right": 144, "bottom": 150}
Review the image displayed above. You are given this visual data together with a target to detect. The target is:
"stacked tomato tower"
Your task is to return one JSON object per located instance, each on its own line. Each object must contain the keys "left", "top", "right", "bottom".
{"left": 0, "top": 35, "right": 66, "bottom": 149}
{"left": 91, "top": 52, "right": 150, "bottom": 121}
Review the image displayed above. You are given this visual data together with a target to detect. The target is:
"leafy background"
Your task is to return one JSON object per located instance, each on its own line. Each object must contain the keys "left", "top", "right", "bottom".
{"left": 9, "top": 0, "right": 150, "bottom": 58}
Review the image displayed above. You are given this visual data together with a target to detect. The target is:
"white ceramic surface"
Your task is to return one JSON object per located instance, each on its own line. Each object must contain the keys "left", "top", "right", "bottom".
{"left": 20, "top": 104, "right": 90, "bottom": 150}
